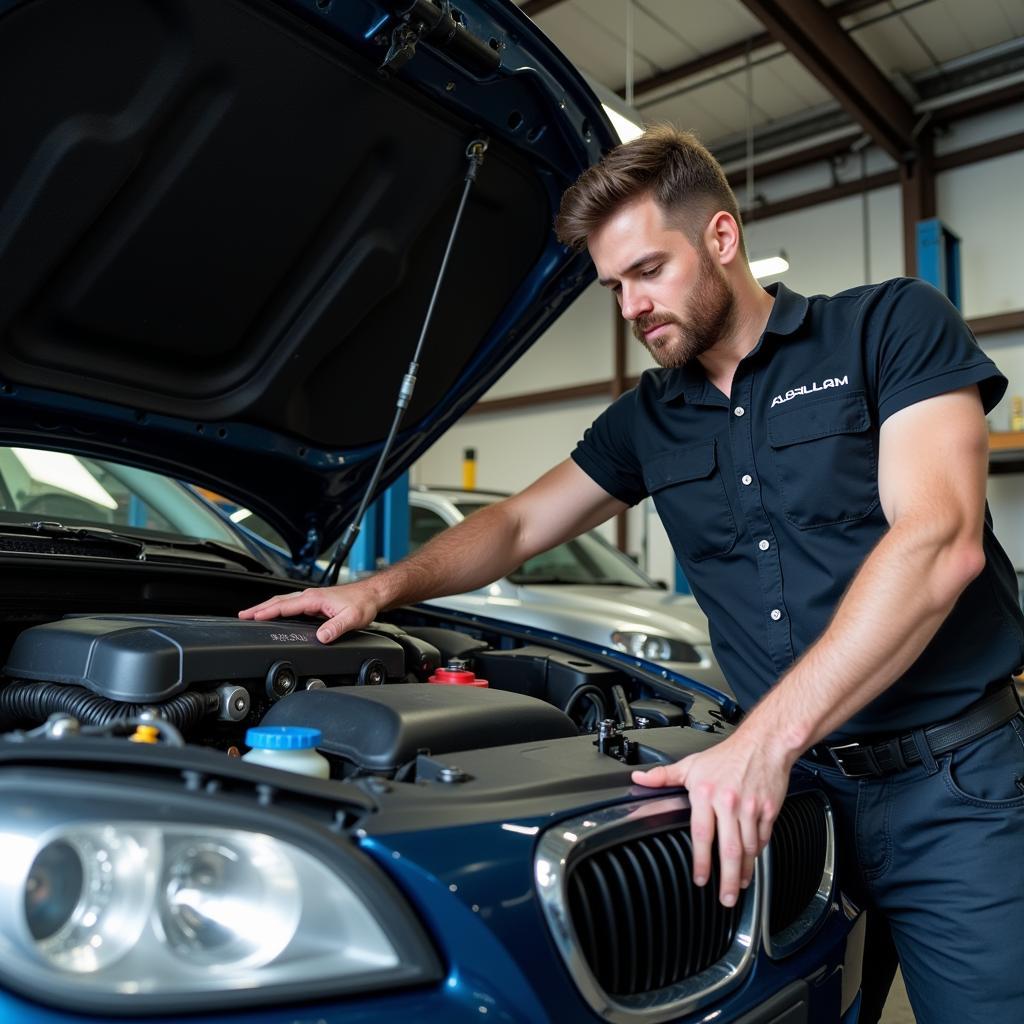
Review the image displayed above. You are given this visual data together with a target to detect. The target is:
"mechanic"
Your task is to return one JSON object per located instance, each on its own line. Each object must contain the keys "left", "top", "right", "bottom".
{"left": 241, "top": 125, "right": 1024, "bottom": 1023}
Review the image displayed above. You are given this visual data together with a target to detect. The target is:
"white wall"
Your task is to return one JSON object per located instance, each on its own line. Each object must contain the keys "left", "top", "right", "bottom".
{"left": 937, "top": 151, "right": 1024, "bottom": 318}
{"left": 413, "top": 108, "right": 1024, "bottom": 585}
{"left": 481, "top": 279, "right": 614, "bottom": 400}
{"left": 411, "top": 396, "right": 621, "bottom": 543}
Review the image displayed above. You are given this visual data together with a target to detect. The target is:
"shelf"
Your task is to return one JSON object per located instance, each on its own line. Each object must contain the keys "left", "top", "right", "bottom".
{"left": 988, "top": 432, "right": 1024, "bottom": 474}
{"left": 989, "top": 431, "right": 1024, "bottom": 451}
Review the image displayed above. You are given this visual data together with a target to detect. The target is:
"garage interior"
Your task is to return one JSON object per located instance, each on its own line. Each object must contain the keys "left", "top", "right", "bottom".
{"left": 1, "top": 1, "right": 1021, "bottom": 1021}
{"left": 408, "top": 3, "right": 1024, "bottom": 1021}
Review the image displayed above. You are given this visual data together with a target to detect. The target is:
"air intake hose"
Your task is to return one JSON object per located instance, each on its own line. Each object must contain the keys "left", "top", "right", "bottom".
{"left": 0, "top": 681, "right": 213, "bottom": 732}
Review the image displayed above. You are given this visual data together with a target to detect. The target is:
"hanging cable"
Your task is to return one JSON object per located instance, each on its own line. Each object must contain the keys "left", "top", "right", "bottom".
{"left": 321, "top": 138, "right": 488, "bottom": 586}
{"left": 625, "top": 0, "right": 634, "bottom": 109}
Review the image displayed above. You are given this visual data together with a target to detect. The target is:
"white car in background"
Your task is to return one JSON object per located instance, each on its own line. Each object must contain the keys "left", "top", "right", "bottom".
{"left": 410, "top": 486, "right": 731, "bottom": 696}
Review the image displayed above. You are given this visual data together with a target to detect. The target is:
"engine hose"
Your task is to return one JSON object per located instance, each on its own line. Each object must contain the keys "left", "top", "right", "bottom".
{"left": 0, "top": 681, "right": 213, "bottom": 732}
{"left": 562, "top": 684, "right": 608, "bottom": 726}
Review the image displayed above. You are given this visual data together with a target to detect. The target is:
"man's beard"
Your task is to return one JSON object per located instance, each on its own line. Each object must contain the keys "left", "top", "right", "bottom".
{"left": 632, "top": 250, "right": 736, "bottom": 369}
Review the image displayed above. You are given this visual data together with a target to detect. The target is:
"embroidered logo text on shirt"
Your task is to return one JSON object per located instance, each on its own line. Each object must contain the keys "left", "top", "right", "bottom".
{"left": 770, "top": 375, "right": 849, "bottom": 408}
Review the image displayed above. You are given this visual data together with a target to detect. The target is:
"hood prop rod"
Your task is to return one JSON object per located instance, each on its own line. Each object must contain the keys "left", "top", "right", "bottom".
{"left": 321, "top": 138, "right": 489, "bottom": 587}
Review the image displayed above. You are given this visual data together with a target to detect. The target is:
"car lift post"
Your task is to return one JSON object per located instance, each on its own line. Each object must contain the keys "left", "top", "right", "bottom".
{"left": 916, "top": 218, "right": 962, "bottom": 307}
{"left": 347, "top": 472, "right": 410, "bottom": 574}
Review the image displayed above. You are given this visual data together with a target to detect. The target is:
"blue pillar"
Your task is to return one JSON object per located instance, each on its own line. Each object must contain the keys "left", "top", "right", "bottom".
{"left": 348, "top": 497, "right": 379, "bottom": 574}
{"left": 380, "top": 472, "right": 409, "bottom": 564}
{"left": 347, "top": 472, "right": 410, "bottom": 574}
{"left": 674, "top": 561, "right": 691, "bottom": 595}
{"left": 916, "top": 218, "right": 962, "bottom": 308}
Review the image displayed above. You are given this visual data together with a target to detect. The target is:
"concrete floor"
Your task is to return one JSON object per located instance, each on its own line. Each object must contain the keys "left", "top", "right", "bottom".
{"left": 880, "top": 971, "right": 915, "bottom": 1023}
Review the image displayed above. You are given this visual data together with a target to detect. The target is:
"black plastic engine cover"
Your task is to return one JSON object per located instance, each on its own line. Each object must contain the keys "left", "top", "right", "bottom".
{"left": 3, "top": 615, "right": 406, "bottom": 702}
{"left": 260, "top": 685, "right": 579, "bottom": 773}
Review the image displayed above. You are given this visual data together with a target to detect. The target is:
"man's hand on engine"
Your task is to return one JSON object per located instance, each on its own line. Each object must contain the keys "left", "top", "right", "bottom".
{"left": 631, "top": 734, "right": 791, "bottom": 908}
{"left": 238, "top": 583, "right": 381, "bottom": 643}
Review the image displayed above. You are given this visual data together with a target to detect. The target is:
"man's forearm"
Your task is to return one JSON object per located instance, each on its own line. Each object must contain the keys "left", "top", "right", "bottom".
{"left": 364, "top": 501, "right": 529, "bottom": 610}
{"left": 740, "top": 516, "right": 985, "bottom": 761}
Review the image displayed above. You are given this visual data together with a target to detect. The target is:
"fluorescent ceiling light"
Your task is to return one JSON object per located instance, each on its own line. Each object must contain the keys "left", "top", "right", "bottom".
{"left": 11, "top": 448, "right": 118, "bottom": 510}
{"left": 602, "top": 103, "right": 644, "bottom": 142}
{"left": 583, "top": 73, "right": 645, "bottom": 144}
{"left": 749, "top": 254, "right": 790, "bottom": 280}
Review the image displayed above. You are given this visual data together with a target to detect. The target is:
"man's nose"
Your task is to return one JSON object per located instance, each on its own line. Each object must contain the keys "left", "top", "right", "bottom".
{"left": 620, "top": 284, "right": 652, "bottom": 322}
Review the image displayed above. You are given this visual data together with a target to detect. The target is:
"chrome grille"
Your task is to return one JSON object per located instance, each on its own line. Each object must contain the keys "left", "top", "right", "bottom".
{"left": 567, "top": 828, "right": 739, "bottom": 996}
{"left": 535, "top": 797, "right": 759, "bottom": 1024}
{"left": 765, "top": 791, "right": 835, "bottom": 957}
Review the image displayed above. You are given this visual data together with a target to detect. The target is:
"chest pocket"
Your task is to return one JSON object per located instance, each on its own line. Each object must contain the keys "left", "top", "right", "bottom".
{"left": 643, "top": 440, "right": 737, "bottom": 562}
{"left": 767, "top": 391, "right": 878, "bottom": 529}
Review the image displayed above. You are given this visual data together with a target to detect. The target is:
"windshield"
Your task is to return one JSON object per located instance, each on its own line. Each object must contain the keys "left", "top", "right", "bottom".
{"left": 0, "top": 447, "right": 248, "bottom": 550}
{"left": 454, "top": 501, "right": 655, "bottom": 587}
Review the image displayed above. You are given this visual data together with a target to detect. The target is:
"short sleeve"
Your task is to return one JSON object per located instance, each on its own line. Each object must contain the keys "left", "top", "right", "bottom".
{"left": 869, "top": 279, "right": 1006, "bottom": 424}
{"left": 571, "top": 388, "right": 647, "bottom": 506}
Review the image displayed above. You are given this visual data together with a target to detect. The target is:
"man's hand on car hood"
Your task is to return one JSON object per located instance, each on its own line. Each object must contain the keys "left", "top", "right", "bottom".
{"left": 239, "top": 583, "right": 381, "bottom": 643}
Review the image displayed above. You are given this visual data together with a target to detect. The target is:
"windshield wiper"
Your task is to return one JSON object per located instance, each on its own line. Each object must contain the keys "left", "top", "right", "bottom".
{"left": 0, "top": 521, "right": 146, "bottom": 559}
{"left": 0, "top": 521, "right": 269, "bottom": 573}
{"left": 137, "top": 538, "right": 271, "bottom": 574}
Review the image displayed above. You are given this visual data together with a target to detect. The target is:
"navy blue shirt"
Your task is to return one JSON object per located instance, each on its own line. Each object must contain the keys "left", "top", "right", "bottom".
{"left": 573, "top": 279, "right": 1024, "bottom": 740}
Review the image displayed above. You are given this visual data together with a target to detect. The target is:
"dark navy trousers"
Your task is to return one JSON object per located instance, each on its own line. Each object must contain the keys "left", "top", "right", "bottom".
{"left": 798, "top": 708, "right": 1024, "bottom": 1024}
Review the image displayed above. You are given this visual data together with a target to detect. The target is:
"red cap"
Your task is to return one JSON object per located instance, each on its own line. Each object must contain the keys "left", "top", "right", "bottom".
{"left": 428, "top": 667, "right": 489, "bottom": 687}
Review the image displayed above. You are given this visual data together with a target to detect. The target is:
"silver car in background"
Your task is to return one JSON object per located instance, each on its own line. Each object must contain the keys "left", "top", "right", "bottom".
{"left": 410, "top": 486, "right": 731, "bottom": 696}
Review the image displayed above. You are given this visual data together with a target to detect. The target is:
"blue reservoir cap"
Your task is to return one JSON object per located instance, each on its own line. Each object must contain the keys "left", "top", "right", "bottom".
{"left": 246, "top": 726, "right": 322, "bottom": 750}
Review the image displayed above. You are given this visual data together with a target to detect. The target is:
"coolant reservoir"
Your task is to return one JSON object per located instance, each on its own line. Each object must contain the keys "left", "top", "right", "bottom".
{"left": 428, "top": 657, "right": 489, "bottom": 687}
{"left": 242, "top": 726, "right": 330, "bottom": 778}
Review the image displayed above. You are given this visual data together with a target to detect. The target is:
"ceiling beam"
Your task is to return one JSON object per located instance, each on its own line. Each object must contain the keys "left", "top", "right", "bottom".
{"left": 738, "top": 0, "right": 920, "bottom": 160}
{"left": 624, "top": 0, "right": 883, "bottom": 102}
{"left": 737, "top": 127, "right": 1024, "bottom": 223}
{"left": 933, "top": 79, "right": 1024, "bottom": 125}
{"left": 726, "top": 134, "right": 862, "bottom": 190}
{"left": 722, "top": 87, "right": 1023, "bottom": 193}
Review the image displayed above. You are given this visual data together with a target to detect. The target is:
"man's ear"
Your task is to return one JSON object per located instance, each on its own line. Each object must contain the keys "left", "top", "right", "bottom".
{"left": 705, "top": 211, "right": 742, "bottom": 266}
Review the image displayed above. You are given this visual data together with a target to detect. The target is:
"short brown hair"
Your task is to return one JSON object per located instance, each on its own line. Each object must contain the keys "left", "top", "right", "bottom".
{"left": 554, "top": 124, "right": 744, "bottom": 254}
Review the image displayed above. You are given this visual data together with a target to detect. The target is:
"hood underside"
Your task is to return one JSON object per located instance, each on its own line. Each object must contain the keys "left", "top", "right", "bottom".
{"left": 0, "top": 0, "right": 613, "bottom": 557}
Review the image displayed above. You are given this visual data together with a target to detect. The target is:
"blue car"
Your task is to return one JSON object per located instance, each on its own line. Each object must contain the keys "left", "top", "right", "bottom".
{"left": 0, "top": 0, "right": 864, "bottom": 1021}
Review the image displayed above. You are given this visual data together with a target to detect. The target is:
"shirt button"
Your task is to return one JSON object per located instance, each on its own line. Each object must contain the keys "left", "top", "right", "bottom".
{"left": 758, "top": 539, "right": 770, "bottom": 551}
{"left": 734, "top": 406, "right": 745, "bottom": 417}
{"left": 770, "top": 609, "right": 782, "bottom": 621}
{"left": 741, "top": 474, "right": 752, "bottom": 486}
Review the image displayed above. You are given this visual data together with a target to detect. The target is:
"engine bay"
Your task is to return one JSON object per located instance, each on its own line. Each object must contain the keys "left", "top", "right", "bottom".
{"left": 0, "top": 610, "right": 733, "bottom": 781}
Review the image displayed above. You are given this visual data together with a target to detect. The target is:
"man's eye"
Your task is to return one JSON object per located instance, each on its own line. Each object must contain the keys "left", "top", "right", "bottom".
{"left": 641, "top": 266, "right": 660, "bottom": 278}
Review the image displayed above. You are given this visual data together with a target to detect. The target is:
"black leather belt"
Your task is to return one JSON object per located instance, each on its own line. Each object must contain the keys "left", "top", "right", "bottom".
{"left": 802, "top": 684, "right": 1022, "bottom": 779}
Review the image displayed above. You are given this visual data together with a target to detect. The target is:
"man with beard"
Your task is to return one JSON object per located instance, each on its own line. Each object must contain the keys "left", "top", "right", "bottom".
{"left": 242, "top": 126, "right": 1024, "bottom": 1023}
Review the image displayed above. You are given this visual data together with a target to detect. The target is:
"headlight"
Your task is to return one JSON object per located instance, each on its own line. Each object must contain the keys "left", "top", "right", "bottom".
{"left": 0, "top": 779, "right": 440, "bottom": 1014}
{"left": 610, "top": 630, "right": 699, "bottom": 662}
{"left": 26, "top": 829, "right": 155, "bottom": 974}
{"left": 159, "top": 834, "right": 300, "bottom": 967}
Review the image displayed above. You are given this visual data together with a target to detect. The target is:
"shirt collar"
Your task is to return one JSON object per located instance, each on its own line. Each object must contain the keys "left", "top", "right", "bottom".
{"left": 657, "top": 281, "right": 810, "bottom": 404}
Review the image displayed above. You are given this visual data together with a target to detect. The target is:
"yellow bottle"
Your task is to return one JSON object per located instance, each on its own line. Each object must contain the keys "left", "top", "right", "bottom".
{"left": 1012, "top": 396, "right": 1024, "bottom": 433}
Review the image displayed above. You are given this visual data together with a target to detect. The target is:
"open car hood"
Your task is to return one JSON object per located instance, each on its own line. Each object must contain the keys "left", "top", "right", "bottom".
{"left": 0, "top": 0, "right": 614, "bottom": 559}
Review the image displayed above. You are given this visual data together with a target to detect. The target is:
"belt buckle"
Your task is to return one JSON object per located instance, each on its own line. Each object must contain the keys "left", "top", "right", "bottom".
{"left": 828, "top": 742, "right": 875, "bottom": 778}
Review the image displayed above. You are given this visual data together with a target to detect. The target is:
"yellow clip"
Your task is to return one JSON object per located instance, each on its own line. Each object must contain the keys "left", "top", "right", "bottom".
{"left": 130, "top": 724, "right": 160, "bottom": 744}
